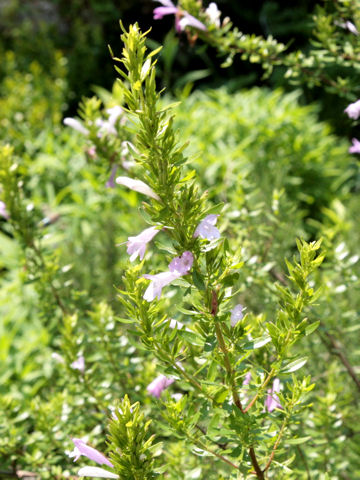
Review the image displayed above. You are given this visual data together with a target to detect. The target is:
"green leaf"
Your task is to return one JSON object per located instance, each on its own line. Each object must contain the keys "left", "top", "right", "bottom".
{"left": 192, "top": 270, "right": 206, "bottom": 291}
{"left": 281, "top": 357, "right": 308, "bottom": 373}
{"left": 115, "top": 317, "right": 135, "bottom": 324}
{"left": 178, "top": 330, "right": 205, "bottom": 347}
{"left": 244, "top": 336, "right": 271, "bottom": 350}
{"left": 305, "top": 320, "right": 320, "bottom": 335}
{"left": 286, "top": 436, "right": 312, "bottom": 445}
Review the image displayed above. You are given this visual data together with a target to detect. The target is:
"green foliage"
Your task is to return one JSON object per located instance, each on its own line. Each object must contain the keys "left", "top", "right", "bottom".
{"left": 1, "top": 17, "right": 360, "bottom": 480}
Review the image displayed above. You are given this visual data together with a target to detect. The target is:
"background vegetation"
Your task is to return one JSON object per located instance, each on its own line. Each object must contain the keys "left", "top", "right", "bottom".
{"left": 0, "top": 1, "right": 359, "bottom": 479}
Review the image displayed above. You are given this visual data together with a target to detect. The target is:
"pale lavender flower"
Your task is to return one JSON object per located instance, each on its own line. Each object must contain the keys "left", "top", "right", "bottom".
{"left": 194, "top": 214, "right": 220, "bottom": 240}
{"left": 106, "top": 165, "right": 118, "bottom": 188}
{"left": 63, "top": 117, "right": 89, "bottom": 136}
{"left": 230, "top": 304, "right": 244, "bottom": 327}
{"left": 153, "top": 0, "right": 206, "bottom": 32}
{"left": 265, "top": 378, "right": 282, "bottom": 413}
{"left": 78, "top": 466, "right": 119, "bottom": 478}
{"left": 345, "top": 21, "right": 359, "bottom": 35}
{"left": 143, "top": 271, "right": 181, "bottom": 301}
{"left": 69, "top": 438, "right": 114, "bottom": 468}
{"left": 344, "top": 99, "right": 360, "bottom": 119}
{"left": 178, "top": 14, "right": 207, "bottom": 31}
{"left": 143, "top": 251, "right": 193, "bottom": 301}
{"left": 147, "top": 374, "right": 174, "bottom": 397}
{"left": 153, "top": 0, "right": 178, "bottom": 20}
{"left": 0, "top": 201, "right": 9, "bottom": 220}
{"left": 126, "top": 226, "right": 160, "bottom": 261}
{"left": 336, "top": 19, "right": 359, "bottom": 35}
{"left": 243, "top": 371, "right": 252, "bottom": 385}
{"left": 349, "top": 138, "right": 360, "bottom": 154}
{"left": 70, "top": 355, "right": 85, "bottom": 374}
{"left": 205, "top": 2, "right": 221, "bottom": 27}
{"left": 168, "top": 251, "right": 194, "bottom": 274}
{"left": 115, "top": 176, "right": 160, "bottom": 200}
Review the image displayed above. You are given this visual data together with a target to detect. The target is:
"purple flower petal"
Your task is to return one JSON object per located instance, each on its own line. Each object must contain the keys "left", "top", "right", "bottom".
{"left": 0, "top": 201, "right": 9, "bottom": 220}
{"left": 243, "top": 372, "right": 252, "bottom": 385}
{"left": 143, "top": 271, "right": 181, "bottom": 301}
{"left": 168, "top": 251, "right": 194, "bottom": 275}
{"left": 178, "top": 13, "right": 207, "bottom": 31}
{"left": 153, "top": 6, "right": 178, "bottom": 19}
{"left": 70, "top": 439, "right": 114, "bottom": 468}
{"left": 349, "top": 138, "right": 360, "bottom": 154}
{"left": 344, "top": 99, "right": 360, "bottom": 120}
{"left": 147, "top": 374, "right": 174, "bottom": 397}
{"left": 230, "top": 304, "right": 243, "bottom": 327}
{"left": 127, "top": 226, "right": 160, "bottom": 262}
{"left": 194, "top": 214, "right": 220, "bottom": 240}
{"left": 70, "top": 356, "right": 85, "bottom": 374}
{"left": 265, "top": 378, "right": 282, "bottom": 413}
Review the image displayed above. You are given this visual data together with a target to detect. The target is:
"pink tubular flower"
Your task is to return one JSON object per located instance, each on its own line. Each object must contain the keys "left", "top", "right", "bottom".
{"left": 115, "top": 176, "right": 160, "bottom": 200}
{"left": 63, "top": 117, "right": 89, "bottom": 136}
{"left": 265, "top": 378, "right": 282, "bottom": 413}
{"left": 349, "top": 138, "right": 360, "bottom": 154}
{"left": 344, "top": 99, "right": 360, "bottom": 120}
{"left": 147, "top": 374, "right": 174, "bottom": 397}
{"left": 68, "top": 439, "right": 118, "bottom": 479}
{"left": 143, "top": 271, "right": 181, "bottom": 301}
{"left": 230, "top": 304, "right": 244, "bottom": 327}
{"left": 70, "top": 356, "right": 85, "bottom": 374}
{"left": 127, "top": 226, "right": 160, "bottom": 262}
{"left": 69, "top": 439, "right": 114, "bottom": 467}
{"left": 153, "top": 0, "right": 206, "bottom": 32}
{"left": 194, "top": 214, "right": 220, "bottom": 240}
{"left": 178, "top": 14, "right": 207, "bottom": 31}
{"left": 243, "top": 371, "right": 252, "bottom": 385}
{"left": 143, "top": 251, "right": 194, "bottom": 301}
{"left": 0, "top": 201, "right": 9, "bottom": 220}
{"left": 153, "top": 0, "right": 178, "bottom": 20}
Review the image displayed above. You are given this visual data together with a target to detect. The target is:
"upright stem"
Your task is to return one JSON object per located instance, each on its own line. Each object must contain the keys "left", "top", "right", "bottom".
{"left": 263, "top": 417, "right": 288, "bottom": 473}
{"left": 212, "top": 290, "right": 264, "bottom": 479}
{"left": 214, "top": 322, "right": 244, "bottom": 413}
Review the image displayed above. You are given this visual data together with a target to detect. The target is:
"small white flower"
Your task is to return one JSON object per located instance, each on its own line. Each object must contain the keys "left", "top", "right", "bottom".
{"left": 78, "top": 466, "right": 119, "bottom": 478}
{"left": 205, "top": 2, "right": 221, "bottom": 28}
{"left": 63, "top": 117, "right": 89, "bottom": 136}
